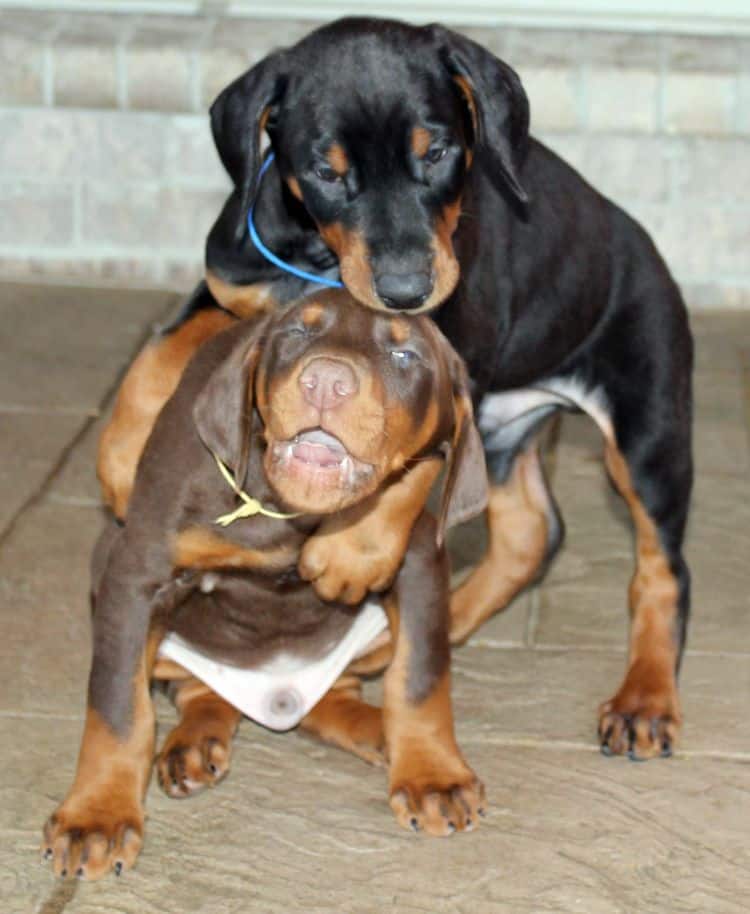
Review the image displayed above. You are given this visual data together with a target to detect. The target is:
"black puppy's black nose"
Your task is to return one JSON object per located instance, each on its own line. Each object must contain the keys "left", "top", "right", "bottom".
{"left": 375, "top": 272, "right": 433, "bottom": 310}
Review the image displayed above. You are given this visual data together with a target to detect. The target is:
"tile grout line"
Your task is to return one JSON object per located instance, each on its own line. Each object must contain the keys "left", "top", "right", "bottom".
{"left": 0, "top": 294, "right": 180, "bottom": 548}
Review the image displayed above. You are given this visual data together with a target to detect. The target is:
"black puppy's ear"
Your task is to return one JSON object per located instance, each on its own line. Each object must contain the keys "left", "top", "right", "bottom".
{"left": 436, "top": 354, "right": 489, "bottom": 548}
{"left": 193, "top": 323, "right": 267, "bottom": 487}
{"left": 433, "top": 27, "right": 529, "bottom": 206}
{"left": 210, "top": 53, "right": 287, "bottom": 242}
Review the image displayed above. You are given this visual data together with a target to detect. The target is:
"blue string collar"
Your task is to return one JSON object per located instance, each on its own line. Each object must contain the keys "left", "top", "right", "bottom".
{"left": 247, "top": 153, "right": 344, "bottom": 289}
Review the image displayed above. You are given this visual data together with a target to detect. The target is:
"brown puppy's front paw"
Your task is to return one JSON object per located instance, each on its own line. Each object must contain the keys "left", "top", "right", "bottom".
{"left": 598, "top": 668, "right": 681, "bottom": 760}
{"left": 156, "top": 733, "right": 231, "bottom": 798}
{"left": 41, "top": 798, "right": 143, "bottom": 881}
{"left": 299, "top": 532, "right": 402, "bottom": 604}
{"left": 389, "top": 773, "right": 485, "bottom": 837}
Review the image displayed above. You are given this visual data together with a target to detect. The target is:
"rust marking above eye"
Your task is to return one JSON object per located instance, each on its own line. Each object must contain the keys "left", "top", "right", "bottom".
{"left": 327, "top": 143, "right": 349, "bottom": 176}
{"left": 302, "top": 302, "right": 324, "bottom": 326}
{"left": 411, "top": 126, "right": 432, "bottom": 158}
{"left": 390, "top": 318, "right": 411, "bottom": 344}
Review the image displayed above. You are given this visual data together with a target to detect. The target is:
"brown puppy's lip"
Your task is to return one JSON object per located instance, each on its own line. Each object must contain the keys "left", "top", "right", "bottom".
{"left": 268, "top": 428, "right": 375, "bottom": 478}
{"left": 290, "top": 429, "right": 348, "bottom": 468}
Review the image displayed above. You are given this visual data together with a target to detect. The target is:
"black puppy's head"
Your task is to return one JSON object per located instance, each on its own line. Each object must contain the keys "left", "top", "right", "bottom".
{"left": 210, "top": 18, "right": 529, "bottom": 314}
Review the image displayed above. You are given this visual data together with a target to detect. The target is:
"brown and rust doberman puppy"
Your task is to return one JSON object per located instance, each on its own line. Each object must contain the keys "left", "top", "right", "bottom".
{"left": 42, "top": 289, "right": 489, "bottom": 880}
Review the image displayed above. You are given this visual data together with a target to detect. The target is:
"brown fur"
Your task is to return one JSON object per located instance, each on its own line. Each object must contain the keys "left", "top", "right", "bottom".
{"left": 46, "top": 291, "right": 488, "bottom": 880}
{"left": 450, "top": 444, "right": 552, "bottom": 643}
{"left": 598, "top": 441, "right": 682, "bottom": 757}
{"left": 98, "top": 308, "right": 235, "bottom": 519}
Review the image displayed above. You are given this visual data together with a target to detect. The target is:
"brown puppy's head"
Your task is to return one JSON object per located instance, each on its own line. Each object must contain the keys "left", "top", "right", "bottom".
{"left": 193, "top": 289, "right": 487, "bottom": 537}
{"left": 209, "top": 18, "right": 529, "bottom": 315}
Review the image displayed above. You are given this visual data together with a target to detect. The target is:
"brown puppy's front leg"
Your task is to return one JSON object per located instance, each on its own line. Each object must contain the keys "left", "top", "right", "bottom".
{"left": 299, "top": 457, "right": 442, "bottom": 604}
{"left": 42, "top": 551, "right": 162, "bottom": 880}
{"left": 384, "top": 513, "right": 484, "bottom": 836}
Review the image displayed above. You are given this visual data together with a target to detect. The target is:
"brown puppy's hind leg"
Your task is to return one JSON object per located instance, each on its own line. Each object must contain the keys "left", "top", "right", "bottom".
{"left": 300, "top": 675, "right": 385, "bottom": 766}
{"left": 155, "top": 676, "right": 242, "bottom": 798}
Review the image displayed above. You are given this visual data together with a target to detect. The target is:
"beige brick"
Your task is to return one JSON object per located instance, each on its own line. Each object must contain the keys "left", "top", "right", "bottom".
{"left": 683, "top": 281, "right": 750, "bottom": 310}
{"left": 0, "top": 254, "right": 165, "bottom": 288}
{"left": 0, "top": 110, "right": 168, "bottom": 181}
{"left": 630, "top": 202, "right": 750, "bottom": 282}
{"left": 506, "top": 28, "right": 580, "bottom": 68}
{"left": 582, "top": 135, "right": 670, "bottom": 203}
{"left": 0, "top": 182, "right": 74, "bottom": 245}
{"left": 198, "top": 18, "right": 321, "bottom": 108}
{"left": 585, "top": 68, "right": 659, "bottom": 132}
{"left": 0, "top": 30, "right": 45, "bottom": 105}
{"left": 126, "top": 45, "right": 193, "bottom": 112}
{"left": 536, "top": 133, "right": 586, "bottom": 173}
{"left": 665, "top": 34, "right": 741, "bottom": 72}
{"left": 199, "top": 47, "right": 251, "bottom": 109}
{"left": 164, "top": 115, "right": 227, "bottom": 184}
{"left": 523, "top": 67, "right": 581, "bottom": 131}
{"left": 81, "top": 182, "right": 225, "bottom": 250}
{"left": 53, "top": 45, "right": 118, "bottom": 109}
{"left": 676, "top": 137, "right": 750, "bottom": 203}
{"left": 158, "top": 185, "right": 231, "bottom": 247}
{"left": 582, "top": 30, "right": 662, "bottom": 69}
{"left": 124, "top": 20, "right": 211, "bottom": 113}
{"left": 81, "top": 181, "right": 161, "bottom": 246}
{"left": 738, "top": 72, "right": 750, "bottom": 135}
{"left": 664, "top": 72, "right": 737, "bottom": 135}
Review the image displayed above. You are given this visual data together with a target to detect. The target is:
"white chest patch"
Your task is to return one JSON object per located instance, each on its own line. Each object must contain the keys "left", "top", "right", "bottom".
{"left": 478, "top": 377, "right": 613, "bottom": 451}
{"left": 157, "top": 600, "right": 388, "bottom": 732}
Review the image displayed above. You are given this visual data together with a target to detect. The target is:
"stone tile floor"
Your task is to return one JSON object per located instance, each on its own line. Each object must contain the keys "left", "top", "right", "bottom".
{"left": 1, "top": 282, "right": 749, "bottom": 913}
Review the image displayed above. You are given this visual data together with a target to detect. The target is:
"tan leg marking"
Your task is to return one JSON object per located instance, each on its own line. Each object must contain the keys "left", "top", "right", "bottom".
{"left": 172, "top": 526, "right": 296, "bottom": 573}
{"left": 598, "top": 442, "right": 682, "bottom": 759}
{"left": 450, "top": 446, "right": 551, "bottom": 644}
{"left": 156, "top": 678, "right": 242, "bottom": 798}
{"left": 98, "top": 308, "right": 235, "bottom": 519}
{"left": 42, "top": 637, "right": 159, "bottom": 881}
{"left": 300, "top": 675, "right": 385, "bottom": 766}
{"left": 299, "top": 457, "right": 443, "bottom": 604}
{"left": 384, "top": 598, "right": 484, "bottom": 837}
{"left": 205, "top": 271, "right": 278, "bottom": 319}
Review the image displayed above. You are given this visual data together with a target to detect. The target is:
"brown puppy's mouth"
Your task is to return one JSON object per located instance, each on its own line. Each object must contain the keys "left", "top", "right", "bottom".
{"left": 267, "top": 427, "right": 376, "bottom": 504}
{"left": 288, "top": 429, "right": 349, "bottom": 469}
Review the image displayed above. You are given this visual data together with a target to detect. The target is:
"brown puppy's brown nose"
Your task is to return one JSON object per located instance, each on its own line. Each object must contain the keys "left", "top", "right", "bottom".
{"left": 299, "top": 357, "right": 359, "bottom": 411}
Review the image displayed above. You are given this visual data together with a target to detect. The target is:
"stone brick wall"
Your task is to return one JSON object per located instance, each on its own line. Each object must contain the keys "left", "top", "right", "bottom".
{"left": 1, "top": 10, "right": 749, "bottom": 308}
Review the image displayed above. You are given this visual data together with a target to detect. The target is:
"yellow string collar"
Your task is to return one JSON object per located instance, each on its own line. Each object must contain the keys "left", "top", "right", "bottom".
{"left": 211, "top": 451, "right": 301, "bottom": 526}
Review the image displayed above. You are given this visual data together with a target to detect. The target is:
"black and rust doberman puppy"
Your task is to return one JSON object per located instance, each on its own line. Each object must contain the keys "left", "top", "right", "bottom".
{"left": 43, "top": 290, "right": 489, "bottom": 880}
{"left": 98, "top": 18, "right": 693, "bottom": 761}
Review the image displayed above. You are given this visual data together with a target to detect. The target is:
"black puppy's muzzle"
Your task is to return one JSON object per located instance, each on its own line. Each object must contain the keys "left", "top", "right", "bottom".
{"left": 374, "top": 270, "right": 433, "bottom": 311}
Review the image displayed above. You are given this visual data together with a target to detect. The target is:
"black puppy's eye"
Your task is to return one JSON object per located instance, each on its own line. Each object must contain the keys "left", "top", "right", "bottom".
{"left": 423, "top": 145, "right": 447, "bottom": 166}
{"left": 314, "top": 164, "right": 341, "bottom": 183}
{"left": 390, "top": 349, "right": 420, "bottom": 368}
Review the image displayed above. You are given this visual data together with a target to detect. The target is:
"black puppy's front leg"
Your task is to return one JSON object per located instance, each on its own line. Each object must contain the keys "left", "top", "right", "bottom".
{"left": 42, "top": 535, "right": 163, "bottom": 880}
{"left": 384, "top": 512, "right": 485, "bottom": 836}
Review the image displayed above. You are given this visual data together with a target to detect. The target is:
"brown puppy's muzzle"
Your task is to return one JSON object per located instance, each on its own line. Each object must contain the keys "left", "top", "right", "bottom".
{"left": 261, "top": 349, "right": 386, "bottom": 514}
{"left": 299, "top": 357, "right": 359, "bottom": 412}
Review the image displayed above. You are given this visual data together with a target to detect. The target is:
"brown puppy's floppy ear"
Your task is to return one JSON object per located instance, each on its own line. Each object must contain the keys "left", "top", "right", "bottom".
{"left": 210, "top": 52, "right": 288, "bottom": 242}
{"left": 432, "top": 26, "right": 529, "bottom": 207}
{"left": 193, "top": 323, "right": 267, "bottom": 487}
{"left": 436, "top": 353, "right": 489, "bottom": 548}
